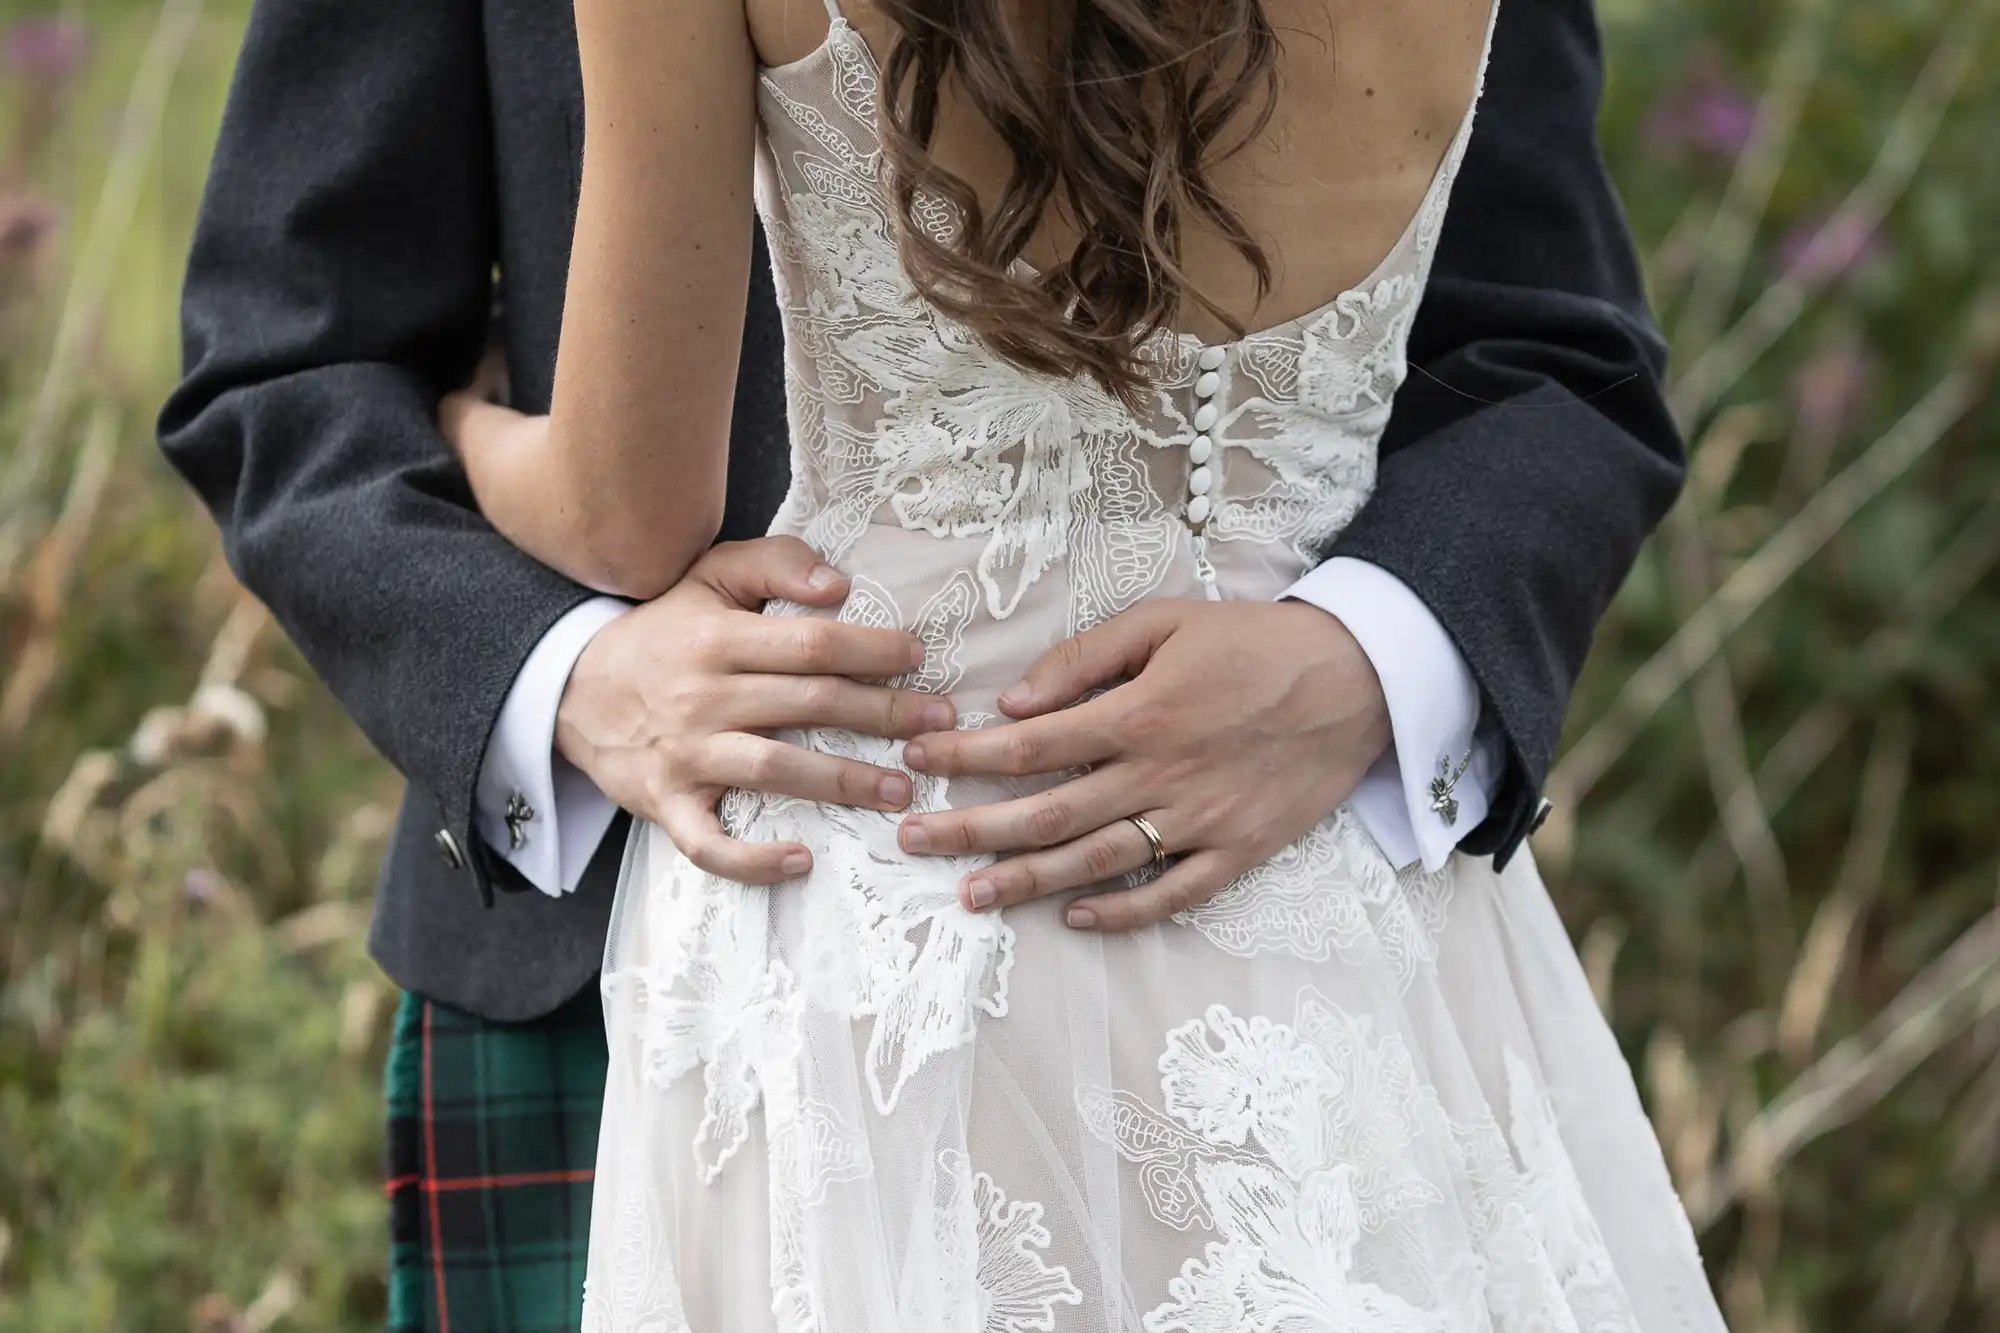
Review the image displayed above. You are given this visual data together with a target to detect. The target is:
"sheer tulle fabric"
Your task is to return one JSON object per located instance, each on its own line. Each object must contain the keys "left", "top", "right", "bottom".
{"left": 582, "top": 4, "right": 1728, "bottom": 1329}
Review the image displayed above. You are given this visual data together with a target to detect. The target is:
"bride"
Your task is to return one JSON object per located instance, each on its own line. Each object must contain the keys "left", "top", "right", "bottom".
{"left": 441, "top": 0, "right": 1728, "bottom": 1327}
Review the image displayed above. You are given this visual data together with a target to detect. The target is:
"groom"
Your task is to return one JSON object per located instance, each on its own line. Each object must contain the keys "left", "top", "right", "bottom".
{"left": 161, "top": 0, "right": 1677, "bottom": 1328}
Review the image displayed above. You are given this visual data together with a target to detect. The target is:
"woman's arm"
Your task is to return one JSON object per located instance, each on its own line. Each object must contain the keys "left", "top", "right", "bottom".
{"left": 456, "top": 0, "right": 760, "bottom": 600}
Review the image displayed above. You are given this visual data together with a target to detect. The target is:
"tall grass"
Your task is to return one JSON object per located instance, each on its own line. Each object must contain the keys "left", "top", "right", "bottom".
{"left": 1, "top": 3, "right": 399, "bottom": 1327}
{"left": 1, "top": 0, "right": 1997, "bottom": 1329}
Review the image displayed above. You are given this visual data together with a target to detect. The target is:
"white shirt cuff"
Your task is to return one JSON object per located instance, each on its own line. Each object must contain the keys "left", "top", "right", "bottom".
{"left": 1283, "top": 557, "right": 1501, "bottom": 872}
{"left": 475, "top": 596, "right": 629, "bottom": 897}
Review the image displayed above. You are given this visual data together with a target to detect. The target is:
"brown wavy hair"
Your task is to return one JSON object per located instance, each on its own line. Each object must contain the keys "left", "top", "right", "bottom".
{"left": 874, "top": 0, "right": 1280, "bottom": 404}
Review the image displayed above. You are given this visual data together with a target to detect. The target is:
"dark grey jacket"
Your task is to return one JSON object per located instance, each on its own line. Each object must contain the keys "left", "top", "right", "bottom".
{"left": 159, "top": 0, "right": 1679, "bottom": 1022}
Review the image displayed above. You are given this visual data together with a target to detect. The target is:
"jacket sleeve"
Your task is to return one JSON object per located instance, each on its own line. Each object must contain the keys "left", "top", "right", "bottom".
{"left": 157, "top": 0, "right": 595, "bottom": 903}
{"left": 1325, "top": 0, "right": 1683, "bottom": 865}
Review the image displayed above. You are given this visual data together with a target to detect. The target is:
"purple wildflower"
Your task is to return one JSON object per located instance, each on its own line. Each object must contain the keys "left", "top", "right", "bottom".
{"left": 3, "top": 16, "right": 88, "bottom": 84}
{"left": 183, "top": 868, "right": 222, "bottom": 904}
{"left": 1779, "top": 213, "right": 1885, "bottom": 284}
{"left": 1644, "top": 56, "right": 1757, "bottom": 160}
{"left": 1792, "top": 340, "right": 1874, "bottom": 444}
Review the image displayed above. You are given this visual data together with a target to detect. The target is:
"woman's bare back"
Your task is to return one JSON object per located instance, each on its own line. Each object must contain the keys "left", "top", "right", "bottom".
{"left": 746, "top": 0, "right": 1495, "bottom": 343}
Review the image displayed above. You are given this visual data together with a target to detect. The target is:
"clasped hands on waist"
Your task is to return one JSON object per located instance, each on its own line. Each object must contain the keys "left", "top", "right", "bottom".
{"left": 555, "top": 535, "right": 1387, "bottom": 931}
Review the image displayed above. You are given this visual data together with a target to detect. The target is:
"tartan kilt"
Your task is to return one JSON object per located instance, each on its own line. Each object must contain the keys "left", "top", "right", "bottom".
{"left": 385, "top": 986, "right": 609, "bottom": 1333}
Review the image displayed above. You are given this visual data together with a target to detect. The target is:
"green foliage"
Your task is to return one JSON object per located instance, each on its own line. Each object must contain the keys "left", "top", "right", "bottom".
{"left": 1570, "top": 0, "right": 2000, "bottom": 1326}
{"left": 0, "top": 0, "right": 1995, "bottom": 1330}
{"left": 0, "top": 3, "right": 403, "bottom": 1327}
{"left": 2, "top": 906, "right": 389, "bottom": 1331}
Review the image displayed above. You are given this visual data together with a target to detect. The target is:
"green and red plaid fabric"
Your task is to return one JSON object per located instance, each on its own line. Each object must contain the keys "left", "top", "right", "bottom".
{"left": 385, "top": 987, "right": 608, "bottom": 1333}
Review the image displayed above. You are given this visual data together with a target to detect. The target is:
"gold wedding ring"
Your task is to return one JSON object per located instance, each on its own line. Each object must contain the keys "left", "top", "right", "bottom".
{"left": 1125, "top": 814, "right": 1168, "bottom": 872}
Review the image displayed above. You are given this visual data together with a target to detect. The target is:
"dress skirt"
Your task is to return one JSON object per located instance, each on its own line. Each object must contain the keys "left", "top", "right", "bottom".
{"left": 579, "top": 738, "right": 1727, "bottom": 1333}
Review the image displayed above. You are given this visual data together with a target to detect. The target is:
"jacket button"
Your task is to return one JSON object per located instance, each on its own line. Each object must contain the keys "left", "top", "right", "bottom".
{"left": 434, "top": 827, "right": 466, "bottom": 870}
{"left": 1529, "top": 797, "right": 1554, "bottom": 834}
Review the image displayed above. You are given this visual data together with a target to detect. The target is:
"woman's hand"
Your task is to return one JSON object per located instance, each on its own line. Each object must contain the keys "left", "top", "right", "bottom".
{"left": 439, "top": 390, "right": 546, "bottom": 474}
{"left": 439, "top": 343, "right": 525, "bottom": 454}
{"left": 895, "top": 599, "right": 1390, "bottom": 930}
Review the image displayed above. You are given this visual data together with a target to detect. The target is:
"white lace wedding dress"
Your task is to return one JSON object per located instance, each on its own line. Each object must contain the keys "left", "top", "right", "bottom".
{"left": 582, "top": 2, "right": 1728, "bottom": 1329}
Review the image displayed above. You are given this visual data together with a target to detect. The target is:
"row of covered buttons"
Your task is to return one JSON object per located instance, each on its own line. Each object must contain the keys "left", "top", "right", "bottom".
{"left": 1187, "top": 345, "right": 1225, "bottom": 526}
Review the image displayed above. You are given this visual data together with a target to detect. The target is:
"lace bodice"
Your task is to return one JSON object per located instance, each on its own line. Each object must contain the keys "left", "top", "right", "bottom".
{"left": 754, "top": 1, "right": 1496, "bottom": 631}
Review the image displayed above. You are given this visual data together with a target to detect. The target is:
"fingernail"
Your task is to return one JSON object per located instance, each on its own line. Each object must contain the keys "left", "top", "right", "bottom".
{"left": 782, "top": 851, "right": 812, "bottom": 876}
{"left": 902, "top": 822, "right": 930, "bottom": 854}
{"left": 807, "top": 564, "right": 843, "bottom": 590}
{"left": 878, "top": 774, "right": 911, "bottom": 807}
{"left": 998, "top": 684, "right": 1030, "bottom": 710}
{"left": 920, "top": 700, "right": 955, "bottom": 731}
{"left": 903, "top": 740, "right": 928, "bottom": 769}
{"left": 1065, "top": 905, "right": 1097, "bottom": 929}
{"left": 907, "top": 639, "right": 930, "bottom": 669}
{"left": 966, "top": 878, "right": 996, "bottom": 910}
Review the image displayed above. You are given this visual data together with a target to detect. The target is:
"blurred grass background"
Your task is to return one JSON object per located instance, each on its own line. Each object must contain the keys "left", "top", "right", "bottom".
{"left": 0, "top": 0, "right": 1994, "bottom": 1328}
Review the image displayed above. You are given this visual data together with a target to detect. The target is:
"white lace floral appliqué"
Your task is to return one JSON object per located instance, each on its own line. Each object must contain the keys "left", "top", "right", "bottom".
{"left": 1082, "top": 992, "right": 1647, "bottom": 1330}
{"left": 1175, "top": 807, "right": 1454, "bottom": 981}
{"left": 580, "top": 1147, "right": 690, "bottom": 1333}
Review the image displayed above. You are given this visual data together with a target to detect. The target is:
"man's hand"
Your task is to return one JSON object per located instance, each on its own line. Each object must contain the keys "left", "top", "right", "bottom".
{"left": 895, "top": 600, "right": 1388, "bottom": 930}
{"left": 556, "top": 537, "right": 956, "bottom": 883}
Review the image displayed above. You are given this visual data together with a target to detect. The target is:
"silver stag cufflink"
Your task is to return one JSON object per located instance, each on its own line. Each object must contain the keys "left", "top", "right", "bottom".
{"left": 1429, "top": 748, "right": 1472, "bottom": 827}
{"left": 504, "top": 790, "right": 537, "bottom": 851}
